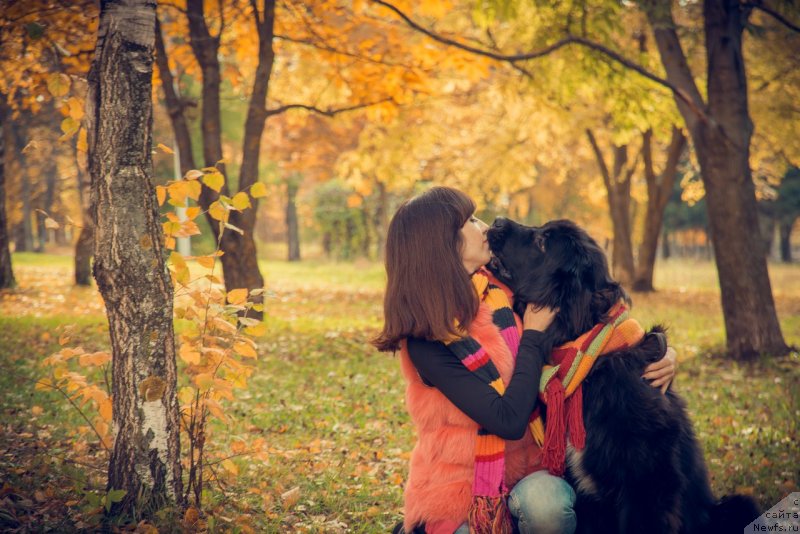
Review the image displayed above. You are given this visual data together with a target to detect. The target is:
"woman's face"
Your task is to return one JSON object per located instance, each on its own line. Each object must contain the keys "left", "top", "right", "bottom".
{"left": 460, "top": 214, "right": 491, "bottom": 274}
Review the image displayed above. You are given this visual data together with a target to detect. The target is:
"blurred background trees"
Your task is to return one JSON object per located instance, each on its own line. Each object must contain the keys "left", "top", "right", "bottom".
{"left": 1, "top": 0, "right": 798, "bottom": 358}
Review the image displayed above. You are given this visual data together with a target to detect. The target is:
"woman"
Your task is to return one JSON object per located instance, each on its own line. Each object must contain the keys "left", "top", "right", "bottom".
{"left": 373, "top": 187, "right": 675, "bottom": 534}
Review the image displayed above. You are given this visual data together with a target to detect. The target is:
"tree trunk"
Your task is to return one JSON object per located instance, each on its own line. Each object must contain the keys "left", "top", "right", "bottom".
{"left": 154, "top": 18, "right": 196, "bottom": 175}
{"left": 374, "top": 181, "right": 388, "bottom": 260}
{"left": 633, "top": 126, "right": 686, "bottom": 292}
{"left": 586, "top": 129, "right": 636, "bottom": 287}
{"left": 661, "top": 227, "right": 670, "bottom": 259}
{"left": 75, "top": 129, "right": 94, "bottom": 285}
{"left": 87, "top": 0, "right": 182, "bottom": 516}
{"left": 35, "top": 159, "right": 58, "bottom": 253}
{"left": 184, "top": 0, "right": 271, "bottom": 317}
{"left": 644, "top": 0, "right": 788, "bottom": 359}
{"left": 0, "top": 99, "right": 15, "bottom": 288}
{"left": 10, "top": 121, "right": 33, "bottom": 253}
{"left": 779, "top": 220, "right": 793, "bottom": 263}
{"left": 286, "top": 177, "right": 300, "bottom": 261}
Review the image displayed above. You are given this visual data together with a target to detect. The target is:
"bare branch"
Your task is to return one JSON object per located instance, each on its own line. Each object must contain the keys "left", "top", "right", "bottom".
{"left": 746, "top": 2, "right": 800, "bottom": 33}
{"left": 265, "top": 97, "right": 394, "bottom": 117}
{"left": 370, "top": 0, "right": 707, "bottom": 119}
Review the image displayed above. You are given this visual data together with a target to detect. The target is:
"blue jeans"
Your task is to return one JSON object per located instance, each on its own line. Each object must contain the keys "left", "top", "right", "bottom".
{"left": 454, "top": 471, "right": 577, "bottom": 534}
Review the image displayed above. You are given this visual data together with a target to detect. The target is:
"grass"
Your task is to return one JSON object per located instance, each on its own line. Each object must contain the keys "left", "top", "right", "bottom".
{"left": 0, "top": 253, "right": 798, "bottom": 532}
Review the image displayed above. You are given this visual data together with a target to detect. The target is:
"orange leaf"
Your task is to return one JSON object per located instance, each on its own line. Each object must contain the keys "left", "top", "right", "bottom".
{"left": 233, "top": 340, "right": 257, "bottom": 359}
{"left": 227, "top": 288, "right": 248, "bottom": 305}
{"left": 194, "top": 373, "right": 214, "bottom": 392}
{"left": 156, "top": 186, "right": 167, "bottom": 206}
{"left": 99, "top": 398, "right": 112, "bottom": 422}
{"left": 179, "top": 344, "right": 201, "bottom": 365}
{"left": 156, "top": 143, "right": 174, "bottom": 154}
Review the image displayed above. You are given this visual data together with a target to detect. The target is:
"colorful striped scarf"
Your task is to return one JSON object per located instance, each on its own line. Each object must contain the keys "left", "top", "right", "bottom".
{"left": 529, "top": 301, "right": 645, "bottom": 476}
{"left": 444, "top": 269, "right": 521, "bottom": 534}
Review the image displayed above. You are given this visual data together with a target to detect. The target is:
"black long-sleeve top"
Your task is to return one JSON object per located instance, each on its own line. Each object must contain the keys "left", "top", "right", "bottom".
{"left": 406, "top": 330, "right": 551, "bottom": 440}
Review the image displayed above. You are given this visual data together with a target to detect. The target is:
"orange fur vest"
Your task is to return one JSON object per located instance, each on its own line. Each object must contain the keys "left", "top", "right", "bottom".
{"left": 399, "top": 303, "right": 544, "bottom": 532}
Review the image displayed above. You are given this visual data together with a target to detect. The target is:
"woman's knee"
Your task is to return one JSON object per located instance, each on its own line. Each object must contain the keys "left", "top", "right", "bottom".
{"left": 508, "top": 470, "right": 577, "bottom": 534}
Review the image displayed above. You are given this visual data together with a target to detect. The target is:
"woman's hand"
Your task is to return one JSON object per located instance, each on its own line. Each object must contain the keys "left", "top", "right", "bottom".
{"left": 523, "top": 303, "right": 558, "bottom": 332}
{"left": 643, "top": 346, "right": 677, "bottom": 394}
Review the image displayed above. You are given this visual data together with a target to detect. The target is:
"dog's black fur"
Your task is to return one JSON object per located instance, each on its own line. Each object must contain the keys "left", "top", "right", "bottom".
{"left": 487, "top": 218, "right": 760, "bottom": 534}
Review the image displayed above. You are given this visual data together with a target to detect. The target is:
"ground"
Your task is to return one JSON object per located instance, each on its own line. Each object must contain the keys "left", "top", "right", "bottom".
{"left": 0, "top": 253, "right": 798, "bottom": 532}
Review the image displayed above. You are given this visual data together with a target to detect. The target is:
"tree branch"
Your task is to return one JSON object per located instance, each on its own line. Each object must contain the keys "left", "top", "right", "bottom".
{"left": 370, "top": 0, "right": 707, "bottom": 119}
{"left": 746, "top": 2, "right": 800, "bottom": 33}
{"left": 265, "top": 97, "right": 394, "bottom": 117}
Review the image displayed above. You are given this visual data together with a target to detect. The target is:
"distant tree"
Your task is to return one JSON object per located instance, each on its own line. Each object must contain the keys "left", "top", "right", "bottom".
{"left": 773, "top": 168, "right": 800, "bottom": 263}
{"left": 0, "top": 98, "right": 14, "bottom": 288}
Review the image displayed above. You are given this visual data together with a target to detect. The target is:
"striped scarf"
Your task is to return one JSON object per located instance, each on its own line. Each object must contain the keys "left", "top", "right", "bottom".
{"left": 443, "top": 269, "right": 521, "bottom": 534}
{"left": 529, "top": 301, "right": 645, "bottom": 476}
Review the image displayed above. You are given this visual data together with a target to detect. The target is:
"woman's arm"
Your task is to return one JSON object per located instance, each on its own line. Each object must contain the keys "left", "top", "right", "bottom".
{"left": 408, "top": 330, "right": 550, "bottom": 440}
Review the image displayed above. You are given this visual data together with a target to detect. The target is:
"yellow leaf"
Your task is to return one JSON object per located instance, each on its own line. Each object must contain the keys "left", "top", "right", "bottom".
{"left": 165, "top": 236, "right": 176, "bottom": 250}
{"left": 60, "top": 117, "right": 79, "bottom": 137}
{"left": 227, "top": 288, "right": 248, "bottom": 305}
{"left": 194, "top": 373, "right": 214, "bottom": 392}
{"left": 184, "top": 169, "right": 203, "bottom": 180}
{"left": 186, "top": 179, "right": 201, "bottom": 200}
{"left": 179, "top": 386, "right": 195, "bottom": 405}
{"left": 168, "top": 181, "right": 189, "bottom": 204}
{"left": 233, "top": 341, "right": 257, "bottom": 359}
{"left": 221, "top": 459, "right": 239, "bottom": 475}
{"left": 98, "top": 398, "right": 112, "bottom": 422}
{"left": 203, "top": 172, "right": 225, "bottom": 192}
{"left": 67, "top": 97, "right": 84, "bottom": 121}
{"left": 194, "top": 255, "right": 213, "bottom": 269}
{"left": 156, "top": 143, "right": 174, "bottom": 154}
{"left": 31, "top": 405, "right": 44, "bottom": 416}
{"left": 76, "top": 128, "right": 88, "bottom": 152}
{"left": 206, "top": 398, "right": 226, "bottom": 420}
{"left": 185, "top": 207, "right": 201, "bottom": 220}
{"left": 208, "top": 200, "right": 228, "bottom": 222}
{"left": 35, "top": 378, "right": 53, "bottom": 391}
{"left": 250, "top": 182, "right": 267, "bottom": 198}
{"left": 156, "top": 186, "right": 167, "bottom": 206}
{"left": 243, "top": 322, "right": 267, "bottom": 337}
{"left": 46, "top": 73, "right": 71, "bottom": 97}
{"left": 231, "top": 192, "right": 251, "bottom": 211}
{"left": 44, "top": 217, "right": 60, "bottom": 230}
{"left": 179, "top": 344, "right": 201, "bottom": 365}
{"left": 79, "top": 351, "right": 111, "bottom": 367}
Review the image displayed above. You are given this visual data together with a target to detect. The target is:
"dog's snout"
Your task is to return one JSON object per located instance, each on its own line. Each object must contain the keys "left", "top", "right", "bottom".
{"left": 487, "top": 218, "right": 510, "bottom": 252}
{"left": 491, "top": 217, "right": 511, "bottom": 230}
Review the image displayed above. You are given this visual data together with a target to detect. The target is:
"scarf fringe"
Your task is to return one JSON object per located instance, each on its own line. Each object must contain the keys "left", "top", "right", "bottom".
{"left": 567, "top": 385, "right": 585, "bottom": 450}
{"left": 468, "top": 495, "right": 514, "bottom": 534}
{"left": 541, "top": 380, "right": 566, "bottom": 476}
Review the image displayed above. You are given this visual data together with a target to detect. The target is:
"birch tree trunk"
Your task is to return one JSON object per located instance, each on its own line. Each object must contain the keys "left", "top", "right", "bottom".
{"left": 86, "top": 0, "right": 182, "bottom": 515}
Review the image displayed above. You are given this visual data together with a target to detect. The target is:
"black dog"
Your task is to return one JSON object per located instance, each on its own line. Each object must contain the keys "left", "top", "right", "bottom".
{"left": 487, "top": 218, "right": 759, "bottom": 534}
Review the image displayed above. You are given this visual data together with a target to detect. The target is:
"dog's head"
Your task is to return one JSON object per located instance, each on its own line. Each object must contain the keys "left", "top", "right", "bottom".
{"left": 487, "top": 218, "right": 627, "bottom": 345}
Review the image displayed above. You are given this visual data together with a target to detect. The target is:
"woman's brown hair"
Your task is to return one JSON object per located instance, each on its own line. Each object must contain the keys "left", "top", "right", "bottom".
{"left": 372, "top": 186, "right": 479, "bottom": 352}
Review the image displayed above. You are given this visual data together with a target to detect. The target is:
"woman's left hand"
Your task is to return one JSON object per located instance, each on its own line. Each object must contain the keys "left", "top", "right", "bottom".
{"left": 642, "top": 346, "right": 677, "bottom": 394}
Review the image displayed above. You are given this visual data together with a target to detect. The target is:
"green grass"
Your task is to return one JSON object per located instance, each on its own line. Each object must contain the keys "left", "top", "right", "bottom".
{"left": 1, "top": 254, "right": 798, "bottom": 532}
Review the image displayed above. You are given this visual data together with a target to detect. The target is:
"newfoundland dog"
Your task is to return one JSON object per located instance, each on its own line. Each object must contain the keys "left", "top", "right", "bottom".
{"left": 486, "top": 217, "right": 759, "bottom": 534}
